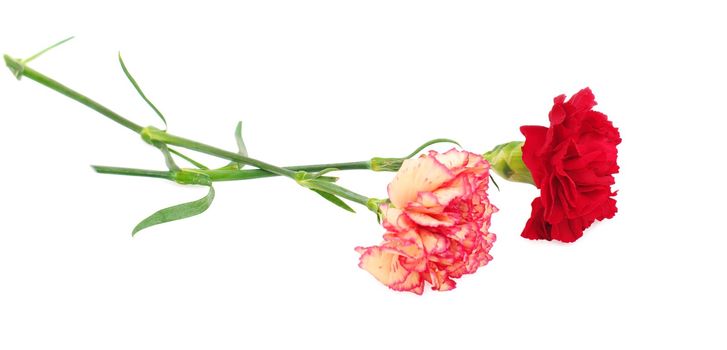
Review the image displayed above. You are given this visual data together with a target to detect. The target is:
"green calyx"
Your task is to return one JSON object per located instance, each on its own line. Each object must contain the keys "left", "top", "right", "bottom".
{"left": 483, "top": 141, "right": 534, "bottom": 185}
{"left": 4, "top": 55, "right": 23, "bottom": 79}
{"left": 173, "top": 169, "right": 212, "bottom": 186}
{"left": 370, "top": 157, "right": 404, "bottom": 172}
{"left": 140, "top": 125, "right": 164, "bottom": 144}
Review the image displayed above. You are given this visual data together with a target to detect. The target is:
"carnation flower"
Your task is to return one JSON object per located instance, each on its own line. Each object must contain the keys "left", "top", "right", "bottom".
{"left": 520, "top": 88, "right": 621, "bottom": 242}
{"left": 355, "top": 149, "right": 496, "bottom": 294}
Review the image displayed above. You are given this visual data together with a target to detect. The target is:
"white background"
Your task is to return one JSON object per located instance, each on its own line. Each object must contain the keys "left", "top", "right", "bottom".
{"left": 1, "top": 1, "right": 725, "bottom": 349}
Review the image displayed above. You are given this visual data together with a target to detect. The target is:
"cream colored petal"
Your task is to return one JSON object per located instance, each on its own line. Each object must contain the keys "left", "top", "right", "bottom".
{"left": 406, "top": 211, "right": 455, "bottom": 227}
{"left": 431, "top": 179, "right": 466, "bottom": 207}
{"left": 390, "top": 270, "right": 424, "bottom": 294}
{"left": 357, "top": 246, "right": 409, "bottom": 286}
{"left": 381, "top": 205, "right": 411, "bottom": 232}
{"left": 419, "top": 230, "right": 449, "bottom": 254}
{"left": 434, "top": 149, "right": 468, "bottom": 171}
{"left": 388, "top": 156, "right": 454, "bottom": 209}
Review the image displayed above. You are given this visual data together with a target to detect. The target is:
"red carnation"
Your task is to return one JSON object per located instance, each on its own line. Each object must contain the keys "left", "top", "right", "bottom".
{"left": 520, "top": 88, "right": 621, "bottom": 242}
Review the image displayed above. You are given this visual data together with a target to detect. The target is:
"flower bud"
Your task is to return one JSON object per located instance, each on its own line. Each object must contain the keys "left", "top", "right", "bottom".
{"left": 483, "top": 141, "right": 534, "bottom": 185}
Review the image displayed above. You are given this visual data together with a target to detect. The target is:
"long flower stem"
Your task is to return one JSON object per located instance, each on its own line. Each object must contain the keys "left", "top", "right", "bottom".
{"left": 5, "top": 55, "right": 144, "bottom": 134}
{"left": 91, "top": 163, "right": 368, "bottom": 182}
{"left": 93, "top": 164, "right": 376, "bottom": 211}
{"left": 205, "top": 161, "right": 371, "bottom": 181}
{"left": 6, "top": 54, "right": 380, "bottom": 212}
{"left": 92, "top": 165, "right": 174, "bottom": 180}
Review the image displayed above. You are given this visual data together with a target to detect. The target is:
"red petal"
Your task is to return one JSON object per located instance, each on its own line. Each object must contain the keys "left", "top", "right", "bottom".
{"left": 521, "top": 198, "right": 550, "bottom": 240}
{"left": 520, "top": 125, "right": 549, "bottom": 185}
{"left": 567, "top": 87, "right": 597, "bottom": 114}
{"left": 549, "top": 95, "right": 567, "bottom": 124}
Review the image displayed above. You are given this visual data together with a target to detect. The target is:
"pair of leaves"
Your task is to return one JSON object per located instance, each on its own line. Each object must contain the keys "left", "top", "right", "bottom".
{"left": 311, "top": 189, "right": 354, "bottom": 213}
{"left": 120, "top": 52, "right": 217, "bottom": 171}
{"left": 120, "top": 54, "right": 220, "bottom": 235}
{"left": 297, "top": 170, "right": 355, "bottom": 213}
{"left": 128, "top": 121, "right": 247, "bottom": 236}
{"left": 120, "top": 54, "right": 252, "bottom": 236}
{"left": 118, "top": 51, "right": 467, "bottom": 234}
{"left": 130, "top": 121, "right": 246, "bottom": 235}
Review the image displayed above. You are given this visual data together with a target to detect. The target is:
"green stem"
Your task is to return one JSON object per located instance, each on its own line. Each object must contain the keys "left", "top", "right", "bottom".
{"left": 141, "top": 127, "right": 297, "bottom": 178}
{"left": 204, "top": 161, "right": 372, "bottom": 181}
{"left": 95, "top": 160, "right": 379, "bottom": 182}
{"left": 92, "top": 165, "right": 173, "bottom": 180}
{"left": 4, "top": 55, "right": 303, "bottom": 179}
{"left": 92, "top": 164, "right": 358, "bottom": 182}
{"left": 291, "top": 161, "right": 372, "bottom": 172}
{"left": 6, "top": 53, "right": 387, "bottom": 213}
{"left": 5, "top": 55, "right": 143, "bottom": 134}
{"left": 92, "top": 165, "right": 377, "bottom": 212}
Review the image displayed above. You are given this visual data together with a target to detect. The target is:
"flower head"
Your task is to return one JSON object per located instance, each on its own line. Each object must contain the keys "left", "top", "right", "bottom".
{"left": 356, "top": 149, "right": 497, "bottom": 294}
{"left": 520, "top": 88, "right": 621, "bottom": 242}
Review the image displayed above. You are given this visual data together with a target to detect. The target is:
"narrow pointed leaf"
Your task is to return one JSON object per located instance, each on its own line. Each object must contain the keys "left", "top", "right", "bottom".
{"left": 118, "top": 52, "right": 167, "bottom": 129}
{"left": 311, "top": 189, "right": 355, "bottom": 213}
{"left": 316, "top": 175, "right": 339, "bottom": 182}
{"left": 490, "top": 174, "right": 500, "bottom": 192}
{"left": 23, "top": 36, "right": 75, "bottom": 64}
{"left": 312, "top": 168, "right": 339, "bottom": 178}
{"left": 234, "top": 121, "right": 248, "bottom": 158}
{"left": 132, "top": 185, "right": 215, "bottom": 236}
{"left": 223, "top": 121, "right": 249, "bottom": 169}
{"left": 168, "top": 147, "right": 209, "bottom": 170}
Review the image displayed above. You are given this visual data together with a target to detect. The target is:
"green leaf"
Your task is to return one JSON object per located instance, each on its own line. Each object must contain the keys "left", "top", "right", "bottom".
{"left": 315, "top": 175, "right": 339, "bottom": 182}
{"left": 223, "top": 121, "right": 249, "bottom": 170}
{"left": 490, "top": 174, "right": 500, "bottom": 192}
{"left": 168, "top": 147, "right": 209, "bottom": 170}
{"left": 6, "top": 37, "right": 75, "bottom": 80}
{"left": 23, "top": 36, "right": 75, "bottom": 64}
{"left": 118, "top": 52, "right": 168, "bottom": 129}
{"left": 312, "top": 168, "right": 339, "bottom": 178}
{"left": 311, "top": 189, "right": 355, "bottom": 213}
{"left": 132, "top": 185, "right": 215, "bottom": 236}
{"left": 234, "top": 121, "right": 248, "bottom": 158}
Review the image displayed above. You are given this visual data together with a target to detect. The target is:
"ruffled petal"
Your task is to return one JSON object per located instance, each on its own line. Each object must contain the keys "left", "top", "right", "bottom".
{"left": 355, "top": 246, "right": 408, "bottom": 285}
{"left": 520, "top": 88, "right": 620, "bottom": 243}
{"left": 388, "top": 156, "right": 454, "bottom": 209}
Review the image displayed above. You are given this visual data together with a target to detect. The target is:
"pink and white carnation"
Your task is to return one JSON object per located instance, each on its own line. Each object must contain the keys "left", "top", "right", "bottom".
{"left": 355, "top": 149, "right": 497, "bottom": 294}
